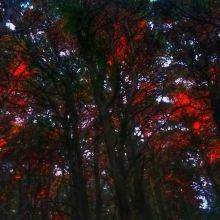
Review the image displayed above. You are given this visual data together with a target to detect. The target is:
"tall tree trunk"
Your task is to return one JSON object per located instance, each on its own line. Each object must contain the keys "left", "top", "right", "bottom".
{"left": 211, "top": 96, "right": 220, "bottom": 137}
{"left": 132, "top": 166, "right": 153, "bottom": 220}
{"left": 122, "top": 105, "right": 154, "bottom": 219}
{"left": 89, "top": 68, "right": 132, "bottom": 219}
{"left": 209, "top": 93, "right": 220, "bottom": 200}
{"left": 64, "top": 100, "right": 90, "bottom": 220}
{"left": 93, "top": 141, "right": 103, "bottom": 220}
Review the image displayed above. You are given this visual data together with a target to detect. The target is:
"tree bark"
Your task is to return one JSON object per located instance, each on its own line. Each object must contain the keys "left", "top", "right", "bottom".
{"left": 63, "top": 98, "right": 90, "bottom": 220}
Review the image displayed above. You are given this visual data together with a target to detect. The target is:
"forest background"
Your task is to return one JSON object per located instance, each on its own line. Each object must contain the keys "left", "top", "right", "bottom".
{"left": 0, "top": 0, "right": 219, "bottom": 219}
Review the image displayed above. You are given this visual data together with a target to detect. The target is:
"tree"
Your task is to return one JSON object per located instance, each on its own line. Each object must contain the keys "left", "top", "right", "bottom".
{"left": 0, "top": 0, "right": 219, "bottom": 219}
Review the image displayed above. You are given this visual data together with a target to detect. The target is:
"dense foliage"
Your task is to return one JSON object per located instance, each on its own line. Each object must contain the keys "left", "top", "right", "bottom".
{"left": 0, "top": 0, "right": 219, "bottom": 219}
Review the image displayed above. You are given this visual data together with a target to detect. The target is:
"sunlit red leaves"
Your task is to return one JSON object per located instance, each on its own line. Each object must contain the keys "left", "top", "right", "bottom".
{"left": 113, "top": 19, "right": 148, "bottom": 61}
{"left": 12, "top": 62, "right": 30, "bottom": 77}
{"left": 135, "top": 112, "right": 164, "bottom": 140}
{"left": 174, "top": 92, "right": 190, "bottom": 106}
{"left": 7, "top": 123, "right": 23, "bottom": 144}
{"left": 16, "top": 98, "right": 27, "bottom": 108}
{"left": 133, "top": 82, "right": 156, "bottom": 105}
{"left": 7, "top": 92, "right": 29, "bottom": 110}
{"left": 193, "top": 121, "right": 200, "bottom": 130}
{"left": 169, "top": 90, "right": 216, "bottom": 138}
{"left": 137, "top": 19, "right": 148, "bottom": 29}
{"left": 170, "top": 91, "right": 209, "bottom": 120}
{"left": 191, "top": 113, "right": 214, "bottom": 135}
{"left": 192, "top": 121, "right": 201, "bottom": 134}
{"left": 142, "top": 127, "right": 152, "bottom": 138}
{"left": 9, "top": 60, "right": 32, "bottom": 78}
{"left": 208, "top": 145, "right": 220, "bottom": 163}
{"left": 152, "top": 131, "right": 191, "bottom": 153}
{"left": 96, "top": 7, "right": 147, "bottom": 62}
{"left": 36, "top": 177, "right": 64, "bottom": 202}
{"left": 114, "top": 34, "right": 130, "bottom": 62}
{"left": 134, "top": 19, "right": 148, "bottom": 41}
{"left": 0, "top": 138, "right": 7, "bottom": 148}
{"left": 94, "top": 5, "right": 148, "bottom": 66}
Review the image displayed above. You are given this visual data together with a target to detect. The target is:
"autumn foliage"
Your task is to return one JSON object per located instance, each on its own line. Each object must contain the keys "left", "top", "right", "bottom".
{"left": 0, "top": 0, "right": 219, "bottom": 219}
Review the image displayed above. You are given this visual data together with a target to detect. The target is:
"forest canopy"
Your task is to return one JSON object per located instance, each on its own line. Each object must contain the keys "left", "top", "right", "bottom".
{"left": 0, "top": 0, "right": 219, "bottom": 219}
